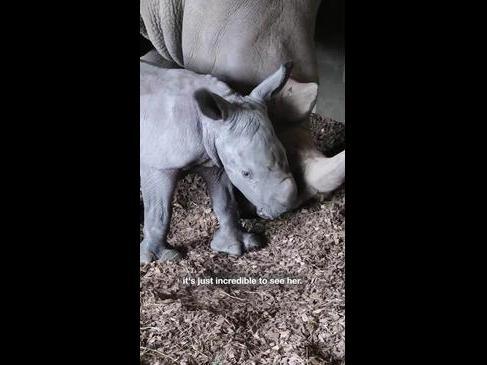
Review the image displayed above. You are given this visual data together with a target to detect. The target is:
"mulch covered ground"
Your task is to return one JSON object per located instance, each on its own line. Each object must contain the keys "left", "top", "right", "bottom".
{"left": 140, "top": 114, "right": 345, "bottom": 365}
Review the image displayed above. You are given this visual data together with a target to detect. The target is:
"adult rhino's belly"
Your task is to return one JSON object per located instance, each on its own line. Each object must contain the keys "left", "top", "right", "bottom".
{"left": 181, "top": 1, "right": 318, "bottom": 95}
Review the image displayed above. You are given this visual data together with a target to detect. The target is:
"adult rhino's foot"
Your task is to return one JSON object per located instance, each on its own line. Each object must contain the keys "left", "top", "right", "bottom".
{"left": 140, "top": 239, "right": 182, "bottom": 265}
{"left": 304, "top": 150, "right": 345, "bottom": 195}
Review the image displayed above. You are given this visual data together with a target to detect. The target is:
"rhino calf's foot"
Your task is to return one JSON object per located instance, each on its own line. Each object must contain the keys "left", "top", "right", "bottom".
{"left": 210, "top": 228, "right": 243, "bottom": 256}
{"left": 140, "top": 239, "right": 183, "bottom": 265}
{"left": 154, "top": 248, "right": 182, "bottom": 262}
{"left": 210, "top": 229, "right": 264, "bottom": 256}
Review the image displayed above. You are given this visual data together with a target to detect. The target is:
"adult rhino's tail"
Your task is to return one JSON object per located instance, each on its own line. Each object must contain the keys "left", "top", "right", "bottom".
{"left": 140, "top": 0, "right": 184, "bottom": 67}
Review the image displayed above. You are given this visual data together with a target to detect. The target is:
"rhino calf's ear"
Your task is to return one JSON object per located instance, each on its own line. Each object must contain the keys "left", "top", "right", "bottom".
{"left": 249, "top": 61, "right": 294, "bottom": 102}
{"left": 194, "top": 89, "right": 232, "bottom": 121}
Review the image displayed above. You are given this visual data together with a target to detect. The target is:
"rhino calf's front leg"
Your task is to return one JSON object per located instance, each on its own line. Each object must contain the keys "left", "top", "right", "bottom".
{"left": 198, "top": 167, "right": 263, "bottom": 256}
{"left": 140, "top": 165, "right": 182, "bottom": 264}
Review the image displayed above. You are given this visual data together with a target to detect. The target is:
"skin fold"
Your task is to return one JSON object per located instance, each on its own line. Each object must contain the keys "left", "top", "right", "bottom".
{"left": 140, "top": 0, "right": 345, "bottom": 211}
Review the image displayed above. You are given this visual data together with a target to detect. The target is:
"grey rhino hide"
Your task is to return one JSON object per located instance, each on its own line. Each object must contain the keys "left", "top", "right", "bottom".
{"left": 140, "top": 0, "right": 345, "bottom": 209}
{"left": 140, "top": 0, "right": 322, "bottom": 124}
{"left": 140, "top": 61, "right": 298, "bottom": 262}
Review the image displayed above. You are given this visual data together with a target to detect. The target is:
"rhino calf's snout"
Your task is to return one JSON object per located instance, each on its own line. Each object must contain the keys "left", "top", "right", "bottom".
{"left": 261, "top": 176, "right": 298, "bottom": 218}
{"left": 277, "top": 177, "right": 297, "bottom": 205}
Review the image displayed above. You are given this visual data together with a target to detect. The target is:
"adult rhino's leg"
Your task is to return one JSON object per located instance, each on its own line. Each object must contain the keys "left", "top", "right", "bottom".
{"left": 277, "top": 125, "right": 345, "bottom": 205}
{"left": 197, "top": 167, "right": 263, "bottom": 256}
{"left": 140, "top": 165, "right": 182, "bottom": 264}
{"left": 269, "top": 79, "right": 345, "bottom": 204}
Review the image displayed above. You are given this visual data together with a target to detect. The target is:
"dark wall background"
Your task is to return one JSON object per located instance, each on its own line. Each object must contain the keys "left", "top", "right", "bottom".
{"left": 314, "top": 0, "right": 346, "bottom": 121}
{"left": 316, "top": 0, "right": 345, "bottom": 44}
{"left": 140, "top": 34, "right": 152, "bottom": 56}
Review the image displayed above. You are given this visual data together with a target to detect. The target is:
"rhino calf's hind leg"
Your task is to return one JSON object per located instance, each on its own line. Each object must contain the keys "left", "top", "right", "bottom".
{"left": 140, "top": 165, "right": 182, "bottom": 264}
{"left": 198, "top": 167, "right": 263, "bottom": 256}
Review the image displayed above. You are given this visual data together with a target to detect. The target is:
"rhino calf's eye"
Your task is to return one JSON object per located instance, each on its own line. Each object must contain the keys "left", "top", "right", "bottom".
{"left": 242, "top": 170, "right": 252, "bottom": 178}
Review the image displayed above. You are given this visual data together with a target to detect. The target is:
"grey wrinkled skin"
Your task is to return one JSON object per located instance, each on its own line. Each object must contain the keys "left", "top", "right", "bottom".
{"left": 140, "top": 0, "right": 345, "bottom": 209}
{"left": 140, "top": 61, "right": 297, "bottom": 263}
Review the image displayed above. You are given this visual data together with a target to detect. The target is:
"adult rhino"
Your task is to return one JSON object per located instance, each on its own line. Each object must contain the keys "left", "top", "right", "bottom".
{"left": 140, "top": 0, "right": 345, "bottom": 208}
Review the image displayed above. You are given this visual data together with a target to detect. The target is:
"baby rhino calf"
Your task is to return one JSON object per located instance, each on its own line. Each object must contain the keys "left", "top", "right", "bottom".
{"left": 140, "top": 61, "right": 298, "bottom": 263}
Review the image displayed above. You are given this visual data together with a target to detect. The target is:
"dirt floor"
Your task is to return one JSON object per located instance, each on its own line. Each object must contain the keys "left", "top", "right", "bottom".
{"left": 140, "top": 114, "right": 345, "bottom": 365}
